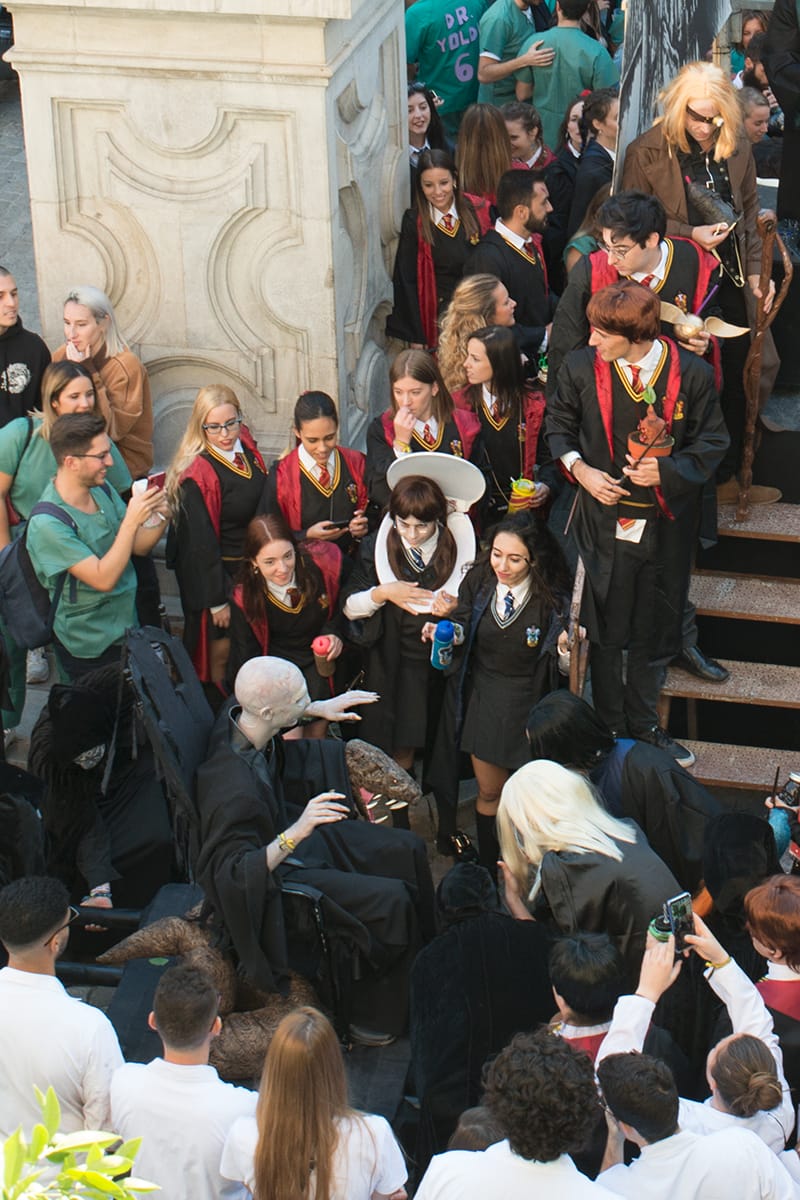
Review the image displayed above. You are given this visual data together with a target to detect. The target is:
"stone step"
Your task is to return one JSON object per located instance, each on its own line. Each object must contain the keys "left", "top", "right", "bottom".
{"left": 683, "top": 740, "right": 798, "bottom": 791}
{"left": 717, "top": 502, "right": 800, "bottom": 544}
{"left": 689, "top": 571, "right": 800, "bottom": 624}
{"left": 662, "top": 660, "right": 800, "bottom": 708}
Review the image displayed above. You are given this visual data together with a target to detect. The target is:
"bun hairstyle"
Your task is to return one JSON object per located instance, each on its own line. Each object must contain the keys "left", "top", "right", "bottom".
{"left": 711, "top": 1034, "right": 783, "bottom": 1118}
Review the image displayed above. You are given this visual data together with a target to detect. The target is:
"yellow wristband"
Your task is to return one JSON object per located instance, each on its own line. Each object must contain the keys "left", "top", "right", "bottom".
{"left": 278, "top": 831, "right": 296, "bottom": 853}
{"left": 394, "top": 440, "right": 411, "bottom": 453}
{"left": 705, "top": 955, "right": 731, "bottom": 971}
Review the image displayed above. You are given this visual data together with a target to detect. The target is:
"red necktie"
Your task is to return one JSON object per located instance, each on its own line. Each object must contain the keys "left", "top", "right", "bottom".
{"left": 286, "top": 587, "right": 301, "bottom": 608}
{"left": 629, "top": 365, "right": 645, "bottom": 395}
{"left": 423, "top": 423, "right": 435, "bottom": 446}
{"left": 233, "top": 452, "right": 245, "bottom": 470}
{"left": 491, "top": 401, "right": 501, "bottom": 422}
{"left": 442, "top": 213, "right": 454, "bottom": 232}
{"left": 639, "top": 273, "right": 656, "bottom": 289}
{"left": 318, "top": 466, "right": 331, "bottom": 489}
{"left": 523, "top": 238, "right": 536, "bottom": 261}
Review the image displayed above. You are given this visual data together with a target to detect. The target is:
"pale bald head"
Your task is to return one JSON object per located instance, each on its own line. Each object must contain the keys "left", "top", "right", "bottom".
{"left": 234, "top": 657, "right": 311, "bottom": 744}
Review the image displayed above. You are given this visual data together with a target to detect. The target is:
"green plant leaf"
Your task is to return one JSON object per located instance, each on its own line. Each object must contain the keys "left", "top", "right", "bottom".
{"left": 40, "top": 1087, "right": 61, "bottom": 1139}
{"left": 3, "top": 1128, "right": 24, "bottom": 1190}
{"left": 115, "top": 1139, "right": 142, "bottom": 1164}
{"left": 62, "top": 1167, "right": 128, "bottom": 1195}
{"left": 123, "top": 1178, "right": 161, "bottom": 1193}
{"left": 29, "top": 1122, "right": 50, "bottom": 1161}
{"left": 46, "top": 1132, "right": 118, "bottom": 1157}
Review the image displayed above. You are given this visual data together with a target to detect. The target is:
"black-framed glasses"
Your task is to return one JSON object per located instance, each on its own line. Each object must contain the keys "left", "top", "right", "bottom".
{"left": 73, "top": 448, "right": 114, "bottom": 462}
{"left": 44, "top": 905, "right": 80, "bottom": 946}
{"left": 685, "top": 104, "right": 722, "bottom": 127}
{"left": 203, "top": 417, "right": 242, "bottom": 435}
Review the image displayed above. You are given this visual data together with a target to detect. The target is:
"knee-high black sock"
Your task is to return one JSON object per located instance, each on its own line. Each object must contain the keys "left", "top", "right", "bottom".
{"left": 475, "top": 810, "right": 499, "bottom": 873}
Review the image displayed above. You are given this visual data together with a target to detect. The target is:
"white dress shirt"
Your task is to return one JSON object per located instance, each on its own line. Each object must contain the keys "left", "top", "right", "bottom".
{"left": 211, "top": 438, "right": 244, "bottom": 464}
{"left": 597, "top": 958, "right": 795, "bottom": 1152}
{"left": 0, "top": 966, "right": 123, "bottom": 1137}
{"left": 221, "top": 1111, "right": 407, "bottom": 1199}
{"left": 298, "top": 443, "right": 336, "bottom": 484}
{"left": 344, "top": 530, "right": 439, "bottom": 620}
{"left": 111, "top": 1059, "right": 256, "bottom": 1200}
{"left": 416, "top": 1140, "right": 617, "bottom": 1199}
{"left": 600, "top": 1127, "right": 800, "bottom": 1200}
{"left": 267, "top": 576, "right": 299, "bottom": 606}
{"left": 629, "top": 240, "right": 670, "bottom": 287}
{"left": 494, "top": 575, "right": 532, "bottom": 621}
{"left": 430, "top": 202, "right": 459, "bottom": 231}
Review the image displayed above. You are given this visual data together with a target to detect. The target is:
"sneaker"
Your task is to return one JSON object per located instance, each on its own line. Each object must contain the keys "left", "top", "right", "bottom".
{"left": 3, "top": 726, "right": 17, "bottom": 753}
{"left": 26, "top": 647, "right": 49, "bottom": 685}
{"left": 635, "top": 725, "right": 695, "bottom": 768}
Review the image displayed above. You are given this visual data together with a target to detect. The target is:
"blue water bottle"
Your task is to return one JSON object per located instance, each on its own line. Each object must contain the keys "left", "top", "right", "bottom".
{"left": 430, "top": 620, "right": 455, "bottom": 670}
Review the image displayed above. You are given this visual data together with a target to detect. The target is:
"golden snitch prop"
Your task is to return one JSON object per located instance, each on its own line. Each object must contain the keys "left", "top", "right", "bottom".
{"left": 659, "top": 300, "right": 749, "bottom": 342}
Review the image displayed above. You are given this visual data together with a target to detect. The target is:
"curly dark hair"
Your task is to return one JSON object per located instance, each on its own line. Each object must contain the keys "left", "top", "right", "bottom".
{"left": 473, "top": 511, "right": 572, "bottom": 612}
{"left": 482, "top": 1028, "right": 601, "bottom": 1161}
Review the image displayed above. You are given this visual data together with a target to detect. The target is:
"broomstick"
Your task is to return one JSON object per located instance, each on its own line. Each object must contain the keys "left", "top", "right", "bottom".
{"left": 737, "top": 211, "right": 793, "bottom": 521}
{"left": 568, "top": 557, "right": 589, "bottom": 696}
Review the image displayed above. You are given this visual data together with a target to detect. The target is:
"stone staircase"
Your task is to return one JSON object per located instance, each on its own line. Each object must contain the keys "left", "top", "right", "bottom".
{"left": 658, "top": 502, "right": 800, "bottom": 791}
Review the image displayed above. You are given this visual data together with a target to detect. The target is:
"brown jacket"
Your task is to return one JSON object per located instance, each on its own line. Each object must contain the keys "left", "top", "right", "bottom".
{"left": 620, "top": 123, "right": 762, "bottom": 276}
{"left": 53, "top": 343, "right": 154, "bottom": 479}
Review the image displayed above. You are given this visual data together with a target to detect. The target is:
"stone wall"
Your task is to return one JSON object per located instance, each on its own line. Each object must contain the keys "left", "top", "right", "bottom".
{"left": 7, "top": 0, "right": 405, "bottom": 460}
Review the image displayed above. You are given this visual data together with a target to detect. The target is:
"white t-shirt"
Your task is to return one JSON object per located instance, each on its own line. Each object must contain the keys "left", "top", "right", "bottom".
{"left": 416, "top": 1141, "right": 617, "bottom": 1199}
{"left": 221, "top": 1110, "right": 407, "bottom": 1199}
{"left": 600, "top": 1127, "right": 800, "bottom": 1200}
{"left": 0, "top": 967, "right": 123, "bottom": 1137}
{"left": 111, "top": 1058, "right": 257, "bottom": 1200}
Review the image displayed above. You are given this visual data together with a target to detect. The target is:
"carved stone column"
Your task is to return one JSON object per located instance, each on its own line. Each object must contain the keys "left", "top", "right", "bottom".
{"left": 7, "top": 0, "right": 406, "bottom": 459}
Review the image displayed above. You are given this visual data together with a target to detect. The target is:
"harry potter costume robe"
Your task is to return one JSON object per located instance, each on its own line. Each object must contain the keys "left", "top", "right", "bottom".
{"left": 194, "top": 704, "right": 435, "bottom": 1034}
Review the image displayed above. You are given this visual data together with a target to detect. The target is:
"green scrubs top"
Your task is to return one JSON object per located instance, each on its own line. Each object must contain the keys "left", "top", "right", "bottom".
{"left": 477, "top": 0, "right": 535, "bottom": 107}
{"left": 27, "top": 480, "right": 137, "bottom": 658}
{"left": 514, "top": 25, "right": 619, "bottom": 149}
{"left": 406, "top": 0, "right": 489, "bottom": 133}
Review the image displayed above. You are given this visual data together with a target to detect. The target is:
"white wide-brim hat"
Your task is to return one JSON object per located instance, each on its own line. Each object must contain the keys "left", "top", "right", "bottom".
{"left": 376, "top": 453, "right": 485, "bottom": 612}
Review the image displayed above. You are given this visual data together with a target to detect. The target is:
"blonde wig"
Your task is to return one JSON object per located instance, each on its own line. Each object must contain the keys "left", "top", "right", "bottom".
{"left": 165, "top": 383, "right": 242, "bottom": 508}
{"left": 656, "top": 61, "right": 744, "bottom": 162}
{"left": 497, "top": 759, "right": 636, "bottom": 902}
{"left": 438, "top": 274, "right": 506, "bottom": 392}
{"left": 63, "top": 285, "right": 128, "bottom": 357}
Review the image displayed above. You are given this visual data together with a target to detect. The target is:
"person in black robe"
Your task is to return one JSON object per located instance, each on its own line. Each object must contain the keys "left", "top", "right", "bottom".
{"left": 409, "top": 863, "right": 555, "bottom": 1177}
{"left": 525, "top": 690, "right": 723, "bottom": 894}
{"left": 342, "top": 475, "right": 460, "bottom": 772}
{"left": 542, "top": 95, "right": 585, "bottom": 289}
{"left": 364, "top": 349, "right": 481, "bottom": 511}
{"left": 764, "top": 0, "right": 800, "bottom": 232}
{"left": 386, "top": 149, "right": 480, "bottom": 349}
{"left": 444, "top": 514, "right": 571, "bottom": 870}
{"left": 465, "top": 168, "right": 558, "bottom": 363}
{"left": 165, "top": 386, "right": 269, "bottom": 697}
{"left": 547, "top": 191, "right": 728, "bottom": 685}
{"left": 565, "top": 89, "right": 619, "bottom": 241}
{"left": 227, "top": 513, "right": 347, "bottom": 704}
{"left": 545, "top": 282, "right": 728, "bottom": 752}
{"left": 193, "top": 657, "right": 435, "bottom": 1040}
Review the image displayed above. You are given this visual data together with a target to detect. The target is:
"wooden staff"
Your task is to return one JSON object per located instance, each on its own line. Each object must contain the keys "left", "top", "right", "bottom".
{"left": 737, "top": 211, "right": 793, "bottom": 521}
{"left": 568, "top": 556, "right": 589, "bottom": 696}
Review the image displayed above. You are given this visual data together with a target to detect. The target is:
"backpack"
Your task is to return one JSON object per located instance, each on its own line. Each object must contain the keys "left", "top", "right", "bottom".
{"left": 0, "top": 485, "right": 112, "bottom": 650}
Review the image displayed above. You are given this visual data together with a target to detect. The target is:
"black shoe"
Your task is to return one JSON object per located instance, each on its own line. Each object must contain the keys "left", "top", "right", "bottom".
{"left": 634, "top": 725, "right": 695, "bottom": 768}
{"left": 436, "top": 829, "right": 478, "bottom": 861}
{"left": 674, "top": 645, "right": 730, "bottom": 683}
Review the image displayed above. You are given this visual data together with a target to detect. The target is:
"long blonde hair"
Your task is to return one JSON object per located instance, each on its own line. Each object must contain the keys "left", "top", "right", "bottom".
{"left": 253, "top": 1007, "right": 353, "bottom": 1200}
{"left": 656, "top": 61, "right": 743, "bottom": 162}
{"left": 165, "top": 384, "right": 242, "bottom": 508}
{"left": 438, "top": 274, "right": 505, "bottom": 392}
{"left": 497, "top": 760, "right": 636, "bottom": 901}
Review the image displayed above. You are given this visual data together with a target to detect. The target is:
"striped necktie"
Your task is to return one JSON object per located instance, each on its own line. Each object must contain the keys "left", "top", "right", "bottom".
{"left": 318, "top": 465, "right": 331, "bottom": 489}
{"left": 629, "top": 365, "right": 645, "bottom": 395}
{"left": 503, "top": 590, "right": 515, "bottom": 620}
{"left": 409, "top": 547, "right": 425, "bottom": 571}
